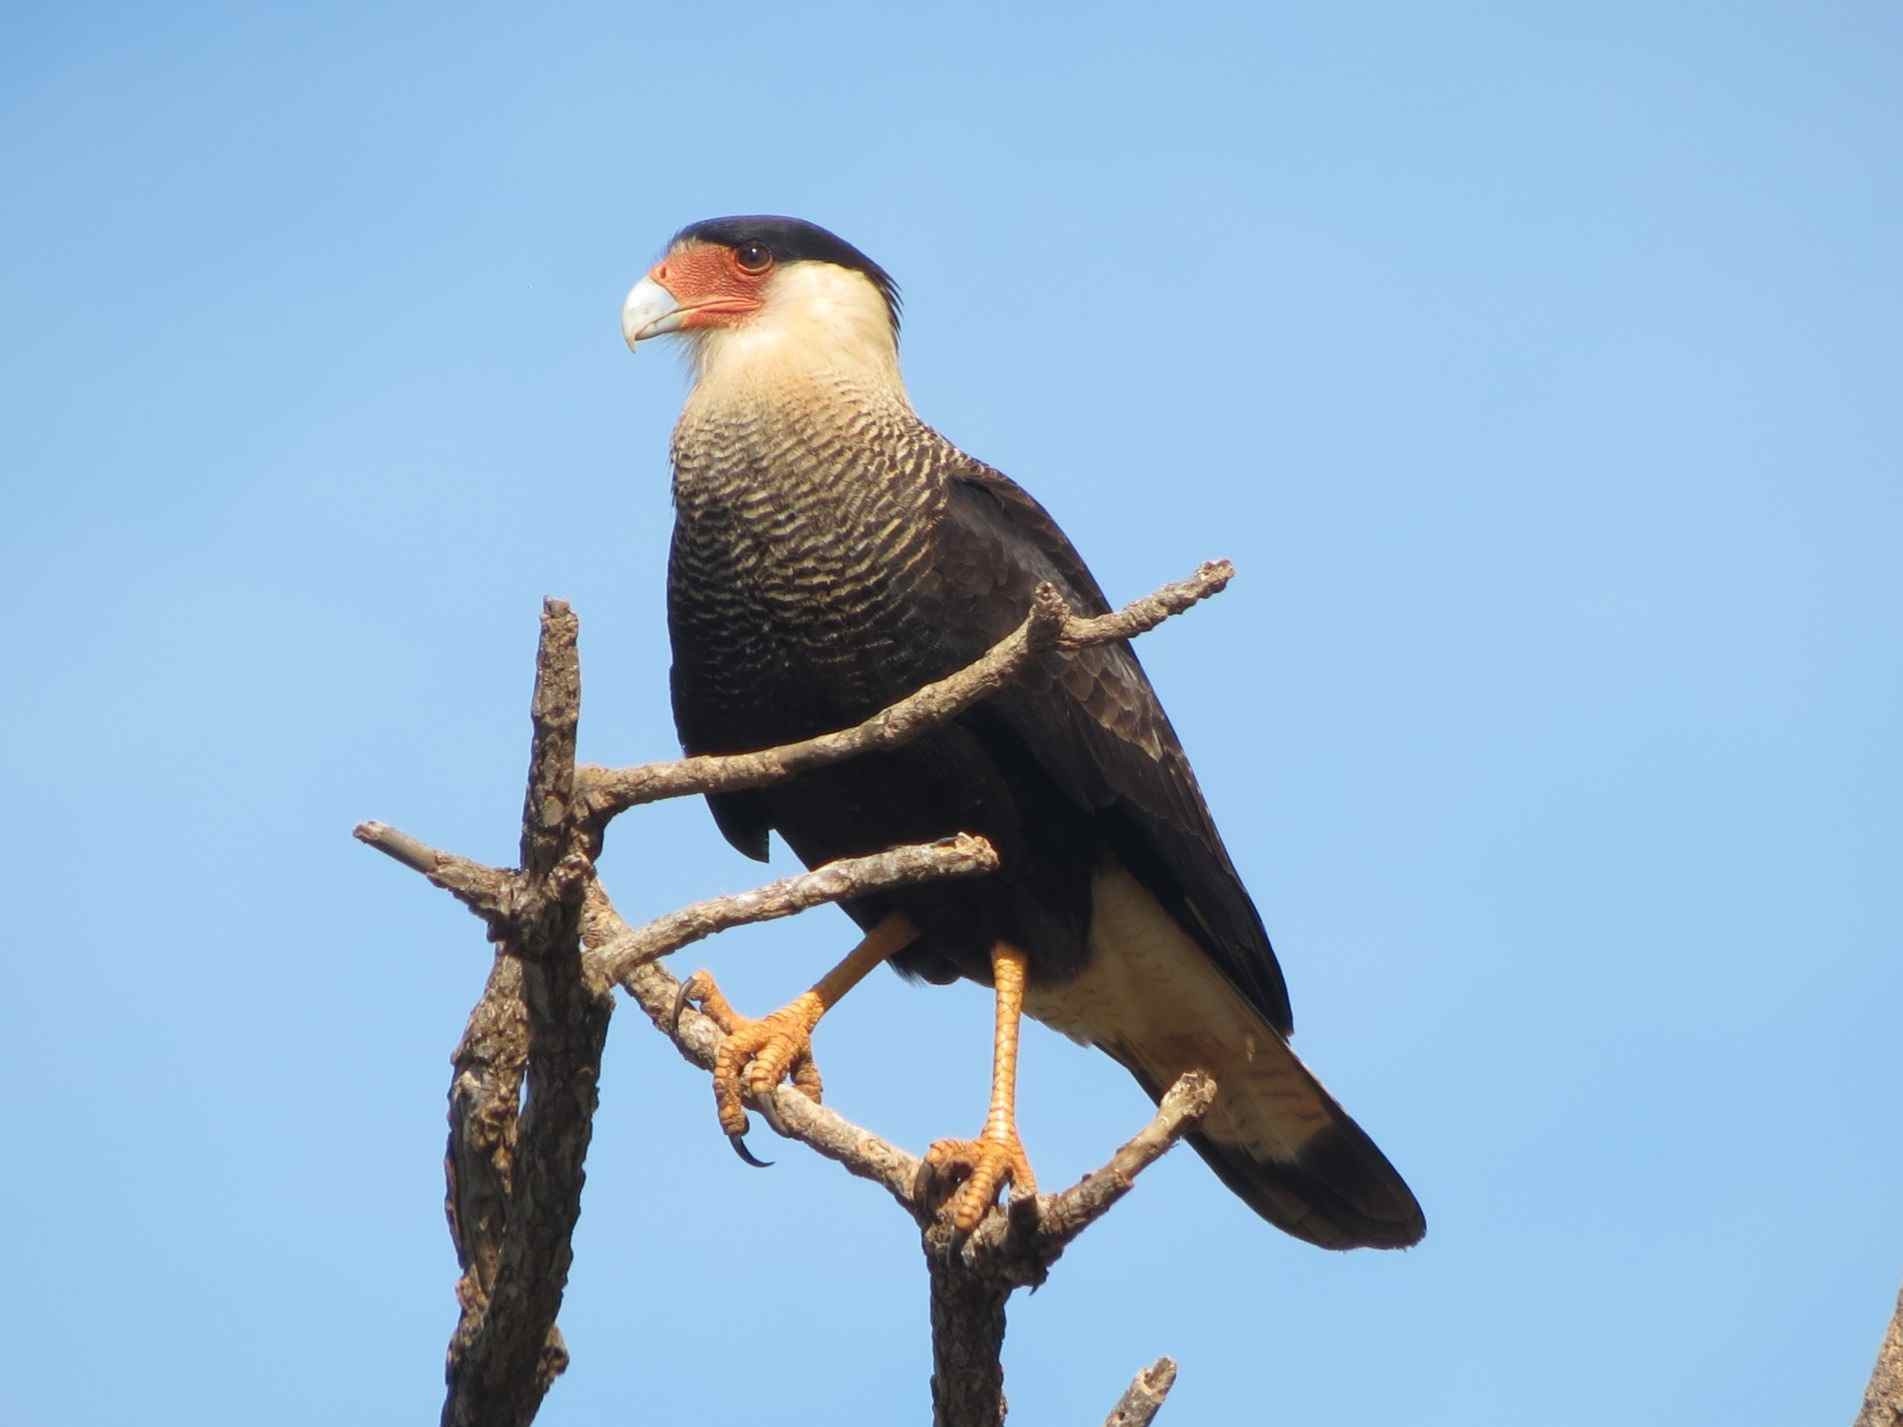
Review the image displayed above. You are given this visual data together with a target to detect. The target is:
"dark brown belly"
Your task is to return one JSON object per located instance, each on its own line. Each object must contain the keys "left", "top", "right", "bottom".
{"left": 756, "top": 717, "right": 1101, "bottom": 987}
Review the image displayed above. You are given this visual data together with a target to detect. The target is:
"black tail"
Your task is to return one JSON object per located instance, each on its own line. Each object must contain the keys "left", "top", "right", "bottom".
{"left": 1127, "top": 1041, "right": 1426, "bottom": 1249}
{"left": 1116, "top": 1024, "right": 1425, "bottom": 1249}
{"left": 1030, "top": 864, "right": 1426, "bottom": 1249}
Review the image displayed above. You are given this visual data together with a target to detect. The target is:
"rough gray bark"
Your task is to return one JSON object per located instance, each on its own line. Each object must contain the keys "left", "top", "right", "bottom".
{"left": 358, "top": 563, "right": 1233, "bottom": 1425}
{"left": 928, "top": 1250, "right": 1010, "bottom": 1427}
{"left": 363, "top": 601, "right": 614, "bottom": 1427}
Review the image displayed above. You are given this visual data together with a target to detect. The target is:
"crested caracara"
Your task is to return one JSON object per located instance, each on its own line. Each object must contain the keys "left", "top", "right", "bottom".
{"left": 622, "top": 215, "right": 1424, "bottom": 1248}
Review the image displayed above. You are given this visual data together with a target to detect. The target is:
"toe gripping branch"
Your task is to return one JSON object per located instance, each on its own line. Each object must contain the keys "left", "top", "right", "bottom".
{"left": 672, "top": 913, "right": 917, "bottom": 1167}
{"left": 667, "top": 977, "right": 782, "bottom": 1165}
{"left": 926, "top": 941, "right": 1037, "bottom": 1234}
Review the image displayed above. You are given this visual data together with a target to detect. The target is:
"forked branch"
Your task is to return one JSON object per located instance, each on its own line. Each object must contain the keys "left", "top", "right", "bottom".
{"left": 582, "top": 875, "right": 1217, "bottom": 1246}
{"left": 358, "top": 561, "right": 1235, "bottom": 1426}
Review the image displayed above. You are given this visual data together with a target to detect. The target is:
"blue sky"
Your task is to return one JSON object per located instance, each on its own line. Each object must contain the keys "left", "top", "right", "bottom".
{"left": 3, "top": 3, "right": 1899, "bottom": 1423}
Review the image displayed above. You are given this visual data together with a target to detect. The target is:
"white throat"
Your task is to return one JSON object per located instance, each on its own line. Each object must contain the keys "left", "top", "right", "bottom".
{"left": 686, "top": 262, "right": 906, "bottom": 398}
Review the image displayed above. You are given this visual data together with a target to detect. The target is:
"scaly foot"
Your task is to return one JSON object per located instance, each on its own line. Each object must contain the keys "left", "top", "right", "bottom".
{"left": 925, "top": 1126, "right": 1038, "bottom": 1232}
{"left": 674, "top": 970, "right": 825, "bottom": 1158}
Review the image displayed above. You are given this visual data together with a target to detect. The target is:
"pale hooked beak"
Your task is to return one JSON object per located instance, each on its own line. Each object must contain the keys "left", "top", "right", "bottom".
{"left": 621, "top": 275, "right": 685, "bottom": 350}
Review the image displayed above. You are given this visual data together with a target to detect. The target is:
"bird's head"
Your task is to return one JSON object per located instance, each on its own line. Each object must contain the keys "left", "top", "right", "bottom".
{"left": 622, "top": 216, "right": 903, "bottom": 384}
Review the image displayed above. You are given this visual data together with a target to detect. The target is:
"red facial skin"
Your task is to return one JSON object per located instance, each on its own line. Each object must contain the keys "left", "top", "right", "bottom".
{"left": 648, "top": 241, "right": 772, "bottom": 331}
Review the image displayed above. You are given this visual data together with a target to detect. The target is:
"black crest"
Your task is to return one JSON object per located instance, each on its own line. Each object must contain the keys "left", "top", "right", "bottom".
{"left": 672, "top": 215, "right": 902, "bottom": 335}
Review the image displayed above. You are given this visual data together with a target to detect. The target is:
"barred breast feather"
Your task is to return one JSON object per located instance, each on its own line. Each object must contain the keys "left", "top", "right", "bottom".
{"left": 664, "top": 359, "right": 1424, "bottom": 1249}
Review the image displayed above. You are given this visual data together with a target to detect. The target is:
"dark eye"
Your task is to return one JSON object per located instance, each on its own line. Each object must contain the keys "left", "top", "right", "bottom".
{"left": 735, "top": 243, "right": 773, "bottom": 273}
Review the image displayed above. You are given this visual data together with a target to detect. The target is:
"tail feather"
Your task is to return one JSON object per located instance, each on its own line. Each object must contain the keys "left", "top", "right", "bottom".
{"left": 1119, "top": 1037, "right": 1426, "bottom": 1250}
{"left": 1027, "top": 863, "right": 1425, "bottom": 1250}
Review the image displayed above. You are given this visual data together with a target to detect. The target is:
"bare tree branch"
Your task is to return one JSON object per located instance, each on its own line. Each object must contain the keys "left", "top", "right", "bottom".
{"left": 583, "top": 869, "right": 1217, "bottom": 1254}
{"left": 575, "top": 559, "right": 1234, "bottom": 823}
{"left": 354, "top": 820, "right": 509, "bottom": 922}
{"left": 951, "top": 1070, "right": 1219, "bottom": 1288}
{"left": 584, "top": 876, "right": 933, "bottom": 1212}
{"left": 927, "top": 1257, "right": 1009, "bottom": 1427}
{"left": 355, "top": 601, "right": 616, "bottom": 1427}
{"left": 1856, "top": 1283, "right": 1903, "bottom": 1427}
{"left": 912, "top": 1071, "right": 1215, "bottom": 1426}
{"left": 443, "top": 953, "right": 528, "bottom": 1352}
{"left": 518, "top": 601, "right": 581, "bottom": 881}
{"left": 588, "top": 833, "right": 1000, "bottom": 982}
{"left": 435, "top": 601, "right": 615, "bottom": 1427}
{"left": 361, "top": 563, "right": 1238, "bottom": 1425}
{"left": 1105, "top": 1357, "right": 1179, "bottom": 1427}
{"left": 594, "top": 839, "right": 1212, "bottom": 1427}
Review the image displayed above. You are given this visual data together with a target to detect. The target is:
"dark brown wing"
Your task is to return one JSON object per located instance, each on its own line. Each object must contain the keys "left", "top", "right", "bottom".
{"left": 936, "top": 460, "right": 1424, "bottom": 1248}
{"left": 929, "top": 458, "right": 1294, "bottom": 1035}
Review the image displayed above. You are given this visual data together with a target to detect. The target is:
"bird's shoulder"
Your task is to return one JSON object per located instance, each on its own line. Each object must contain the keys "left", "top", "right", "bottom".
{"left": 929, "top": 450, "right": 1115, "bottom": 617}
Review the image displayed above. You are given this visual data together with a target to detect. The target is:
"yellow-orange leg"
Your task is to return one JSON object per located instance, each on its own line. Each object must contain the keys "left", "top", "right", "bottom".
{"left": 926, "top": 941, "right": 1039, "bottom": 1231}
{"left": 675, "top": 912, "right": 916, "bottom": 1163}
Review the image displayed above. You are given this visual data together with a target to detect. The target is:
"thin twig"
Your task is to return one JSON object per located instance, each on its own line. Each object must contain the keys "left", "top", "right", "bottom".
{"left": 1028, "top": 1071, "right": 1219, "bottom": 1253}
{"left": 588, "top": 834, "right": 999, "bottom": 982}
{"left": 576, "top": 559, "right": 1233, "bottom": 823}
{"left": 582, "top": 877, "right": 929, "bottom": 1212}
{"left": 582, "top": 872, "right": 1217, "bottom": 1241}
{"left": 1059, "top": 558, "right": 1236, "bottom": 646}
{"left": 355, "top": 820, "right": 510, "bottom": 921}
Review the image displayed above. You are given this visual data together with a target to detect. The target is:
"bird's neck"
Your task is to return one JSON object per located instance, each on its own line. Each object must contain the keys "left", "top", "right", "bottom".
{"left": 667, "top": 331, "right": 950, "bottom": 646}
{"left": 672, "top": 361, "right": 928, "bottom": 513}
{"left": 666, "top": 345, "right": 951, "bottom": 710}
{"left": 669, "top": 263, "right": 941, "bottom": 544}
{"left": 672, "top": 305, "right": 929, "bottom": 498}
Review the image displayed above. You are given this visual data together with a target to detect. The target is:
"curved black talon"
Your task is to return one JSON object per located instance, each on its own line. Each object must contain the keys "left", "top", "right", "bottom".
{"left": 670, "top": 977, "right": 696, "bottom": 1034}
{"left": 728, "top": 1132, "right": 774, "bottom": 1169}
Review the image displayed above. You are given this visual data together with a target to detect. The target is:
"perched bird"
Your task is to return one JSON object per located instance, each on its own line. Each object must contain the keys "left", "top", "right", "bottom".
{"left": 623, "top": 216, "right": 1425, "bottom": 1248}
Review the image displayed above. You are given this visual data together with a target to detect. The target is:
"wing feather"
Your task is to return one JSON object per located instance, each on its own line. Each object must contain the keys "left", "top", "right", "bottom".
{"left": 935, "top": 461, "right": 1294, "bottom": 1034}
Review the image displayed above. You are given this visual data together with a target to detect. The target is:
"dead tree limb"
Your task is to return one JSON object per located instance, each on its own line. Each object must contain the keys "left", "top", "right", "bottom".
{"left": 358, "top": 561, "right": 1233, "bottom": 1425}
{"left": 586, "top": 871, "right": 1216, "bottom": 1426}
{"left": 1105, "top": 1357, "right": 1179, "bottom": 1427}
{"left": 573, "top": 558, "right": 1233, "bottom": 823}
{"left": 593, "top": 833, "right": 1000, "bottom": 981}
{"left": 358, "top": 600, "right": 613, "bottom": 1427}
